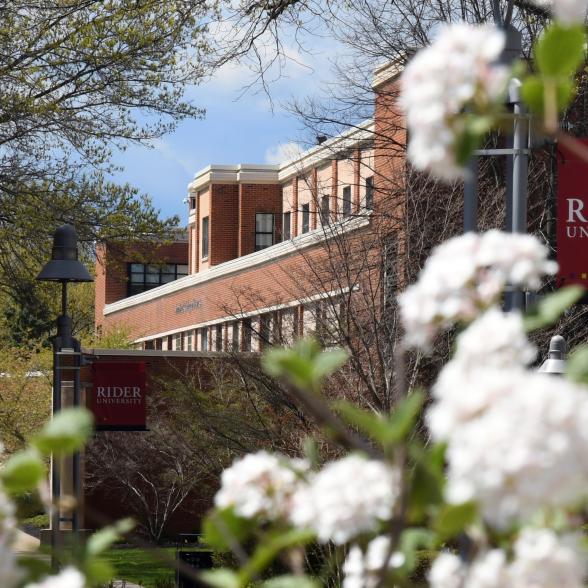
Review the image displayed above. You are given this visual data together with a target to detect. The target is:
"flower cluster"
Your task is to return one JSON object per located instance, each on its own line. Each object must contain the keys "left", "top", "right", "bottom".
{"left": 531, "top": 0, "right": 588, "bottom": 25}
{"left": 214, "top": 451, "right": 308, "bottom": 519}
{"left": 290, "top": 455, "right": 399, "bottom": 544}
{"left": 25, "top": 567, "right": 85, "bottom": 588}
{"left": 431, "top": 361, "right": 588, "bottom": 526}
{"left": 342, "top": 536, "right": 405, "bottom": 588}
{"left": 0, "top": 489, "right": 21, "bottom": 588}
{"left": 400, "top": 23, "right": 508, "bottom": 180}
{"left": 398, "top": 230, "right": 557, "bottom": 348}
{"left": 429, "top": 528, "right": 585, "bottom": 588}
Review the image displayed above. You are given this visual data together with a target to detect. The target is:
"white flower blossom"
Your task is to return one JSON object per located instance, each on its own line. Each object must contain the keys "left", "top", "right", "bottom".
{"left": 0, "top": 488, "right": 22, "bottom": 588}
{"left": 399, "top": 230, "right": 556, "bottom": 348}
{"left": 436, "top": 369, "right": 588, "bottom": 526}
{"left": 343, "top": 536, "right": 405, "bottom": 588}
{"left": 509, "top": 528, "right": 585, "bottom": 587}
{"left": 429, "top": 530, "right": 585, "bottom": 588}
{"left": 214, "top": 451, "right": 308, "bottom": 520}
{"left": 400, "top": 23, "right": 508, "bottom": 180}
{"left": 429, "top": 553, "right": 466, "bottom": 588}
{"left": 290, "top": 455, "right": 399, "bottom": 544}
{"left": 24, "top": 567, "right": 85, "bottom": 588}
{"left": 530, "top": 0, "right": 588, "bottom": 25}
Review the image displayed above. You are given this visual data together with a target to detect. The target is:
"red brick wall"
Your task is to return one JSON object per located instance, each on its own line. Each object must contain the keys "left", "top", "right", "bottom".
{"left": 210, "top": 184, "right": 239, "bottom": 266}
{"left": 238, "top": 184, "right": 283, "bottom": 256}
{"left": 94, "top": 241, "right": 189, "bottom": 331}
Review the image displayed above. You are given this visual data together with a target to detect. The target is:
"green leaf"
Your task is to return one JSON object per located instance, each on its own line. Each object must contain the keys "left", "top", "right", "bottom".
{"left": 33, "top": 408, "right": 94, "bottom": 456}
{"left": 400, "top": 528, "right": 435, "bottom": 572}
{"left": 202, "top": 507, "right": 253, "bottom": 553}
{"left": 521, "top": 75, "right": 575, "bottom": 115}
{"left": 434, "top": 502, "right": 477, "bottom": 539}
{"left": 454, "top": 116, "right": 494, "bottom": 167}
{"left": 84, "top": 557, "right": 116, "bottom": 586}
{"left": 240, "top": 528, "right": 316, "bottom": 583}
{"left": 263, "top": 338, "right": 348, "bottom": 391}
{"left": 408, "top": 443, "right": 446, "bottom": 522}
{"left": 565, "top": 345, "right": 588, "bottom": 384}
{"left": 334, "top": 391, "right": 423, "bottom": 446}
{"left": 523, "top": 286, "right": 584, "bottom": 331}
{"left": 200, "top": 569, "right": 240, "bottom": 588}
{"left": 535, "top": 24, "right": 586, "bottom": 76}
{"left": 263, "top": 575, "right": 320, "bottom": 588}
{"left": 86, "top": 518, "right": 134, "bottom": 556}
{"left": 1, "top": 450, "right": 45, "bottom": 494}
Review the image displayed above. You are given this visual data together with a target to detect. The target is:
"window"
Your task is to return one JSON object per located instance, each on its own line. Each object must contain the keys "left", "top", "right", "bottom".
{"left": 282, "top": 212, "right": 291, "bottom": 241}
{"left": 155, "top": 338, "right": 162, "bottom": 350}
{"left": 185, "top": 332, "right": 193, "bottom": 351}
{"left": 200, "top": 327, "right": 208, "bottom": 351}
{"left": 242, "top": 318, "right": 252, "bottom": 352}
{"left": 144, "top": 340, "right": 154, "bottom": 350}
{"left": 231, "top": 322, "right": 240, "bottom": 351}
{"left": 215, "top": 324, "right": 223, "bottom": 351}
{"left": 128, "top": 263, "right": 188, "bottom": 296}
{"left": 343, "top": 186, "right": 352, "bottom": 217}
{"left": 189, "top": 196, "right": 196, "bottom": 210}
{"left": 302, "top": 203, "right": 310, "bottom": 234}
{"left": 255, "top": 213, "right": 274, "bottom": 251}
{"left": 173, "top": 333, "right": 182, "bottom": 350}
{"left": 321, "top": 195, "right": 330, "bottom": 225}
{"left": 365, "top": 177, "right": 374, "bottom": 209}
{"left": 201, "top": 216, "right": 209, "bottom": 259}
{"left": 260, "top": 314, "right": 271, "bottom": 349}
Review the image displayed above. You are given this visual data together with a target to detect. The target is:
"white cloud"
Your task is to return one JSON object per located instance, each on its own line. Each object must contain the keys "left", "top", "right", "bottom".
{"left": 264, "top": 142, "right": 303, "bottom": 164}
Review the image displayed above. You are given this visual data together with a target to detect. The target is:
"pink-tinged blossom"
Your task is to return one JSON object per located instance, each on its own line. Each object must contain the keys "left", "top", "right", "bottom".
{"left": 343, "top": 536, "right": 405, "bottom": 588}
{"left": 214, "top": 451, "right": 308, "bottom": 520}
{"left": 399, "top": 231, "right": 556, "bottom": 348}
{"left": 290, "top": 454, "right": 399, "bottom": 544}
{"left": 400, "top": 23, "right": 508, "bottom": 180}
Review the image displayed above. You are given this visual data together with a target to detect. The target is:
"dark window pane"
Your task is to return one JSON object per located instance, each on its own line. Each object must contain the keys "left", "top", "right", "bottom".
{"left": 343, "top": 186, "right": 351, "bottom": 217}
{"left": 256, "top": 213, "right": 273, "bottom": 232}
{"left": 202, "top": 216, "right": 209, "bottom": 258}
{"left": 130, "top": 272, "right": 144, "bottom": 283}
{"left": 321, "top": 195, "right": 330, "bottom": 224}
{"left": 161, "top": 274, "right": 175, "bottom": 283}
{"left": 177, "top": 264, "right": 189, "bottom": 276}
{"left": 366, "top": 177, "right": 374, "bottom": 209}
{"left": 256, "top": 233, "right": 273, "bottom": 250}
{"left": 302, "top": 204, "right": 310, "bottom": 233}
{"left": 283, "top": 212, "right": 291, "bottom": 240}
{"left": 130, "top": 263, "right": 144, "bottom": 273}
{"left": 200, "top": 328, "right": 208, "bottom": 351}
{"left": 242, "top": 318, "right": 252, "bottom": 352}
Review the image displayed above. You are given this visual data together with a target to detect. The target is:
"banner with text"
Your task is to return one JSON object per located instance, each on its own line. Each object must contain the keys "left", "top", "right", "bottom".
{"left": 91, "top": 362, "right": 147, "bottom": 431}
{"left": 558, "top": 139, "right": 588, "bottom": 291}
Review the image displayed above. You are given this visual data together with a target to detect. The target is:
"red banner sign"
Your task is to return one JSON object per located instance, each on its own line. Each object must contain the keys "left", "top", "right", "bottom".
{"left": 557, "top": 140, "right": 588, "bottom": 290}
{"left": 90, "top": 362, "right": 147, "bottom": 431}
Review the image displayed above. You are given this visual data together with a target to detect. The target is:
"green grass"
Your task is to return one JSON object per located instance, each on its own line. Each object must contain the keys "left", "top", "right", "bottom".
{"left": 102, "top": 547, "right": 176, "bottom": 587}
{"left": 22, "top": 513, "right": 49, "bottom": 529}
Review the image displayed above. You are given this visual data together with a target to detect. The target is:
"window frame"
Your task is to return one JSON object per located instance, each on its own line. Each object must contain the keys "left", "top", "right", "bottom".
{"left": 255, "top": 212, "right": 275, "bottom": 251}
{"left": 320, "top": 195, "right": 330, "bottom": 225}
{"left": 201, "top": 216, "right": 209, "bottom": 259}
{"left": 343, "top": 186, "right": 352, "bottom": 217}
{"left": 365, "top": 177, "right": 374, "bottom": 210}
{"left": 301, "top": 203, "right": 310, "bottom": 234}
{"left": 282, "top": 211, "right": 291, "bottom": 241}
{"left": 127, "top": 262, "right": 188, "bottom": 296}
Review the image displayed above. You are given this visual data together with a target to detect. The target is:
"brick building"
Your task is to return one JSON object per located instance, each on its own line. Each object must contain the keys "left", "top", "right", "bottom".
{"left": 94, "top": 61, "right": 404, "bottom": 352}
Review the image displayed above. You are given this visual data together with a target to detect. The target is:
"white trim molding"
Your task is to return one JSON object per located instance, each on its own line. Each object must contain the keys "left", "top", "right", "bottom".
{"left": 103, "top": 215, "right": 370, "bottom": 316}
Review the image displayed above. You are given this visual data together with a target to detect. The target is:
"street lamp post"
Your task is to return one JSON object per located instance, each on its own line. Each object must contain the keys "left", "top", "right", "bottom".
{"left": 37, "top": 225, "right": 93, "bottom": 565}
{"left": 538, "top": 335, "right": 567, "bottom": 375}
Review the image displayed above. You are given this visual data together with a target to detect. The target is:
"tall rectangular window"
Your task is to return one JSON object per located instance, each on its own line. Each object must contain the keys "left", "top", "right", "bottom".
{"left": 343, "top": 186, "right": 352, "bottom": 217}
{"left": 320, "top": 195, "right": 330, "bottom": 225}
{"left": 215, "top": 324, "right": 223, "bottom": 351}
{"left": 282, "top": 211, "right": 291, "bottom": 241}
{"left": 231, "top": 322, "right": 240, "bottom": 351}
{"left": 185, "top": 332, "right": 193, "bottom": 351}
{"left": 255, "top": 213, "right": 274, "bottom": 251}
{"left": 173, "top": 333, "right": 182, "bottom": 350}
{"left": 200, "top": 327, "right": 208, "bottom": 351}
{"left": 242, "top": 318, "right": 252, "bottom": 352}
{"left": 365, "top": 177, "right": 374, "bottom": 210}
{"left": 259, "top": 314, "right": 271, "bottom": 349}
{"left": 201, "top": 216, "right": 209, "bottom": 259}
{"left": 302, "top": 203, "right": 310, "bottom": 234}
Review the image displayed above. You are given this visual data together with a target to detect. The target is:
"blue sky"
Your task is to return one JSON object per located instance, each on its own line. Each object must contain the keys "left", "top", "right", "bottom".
{"left": 111, "top": 33, "right": 344, "bottom": 223}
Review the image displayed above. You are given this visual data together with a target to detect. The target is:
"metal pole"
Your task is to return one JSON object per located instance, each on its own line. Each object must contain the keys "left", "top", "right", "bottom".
{"left": 72, "top": 344, "right": 81, "bottom": 536}
{"left": 464, "top": 157, "right": 479, "bottom": 232}
{"left": 51, "top": 342, "right": 61, "bottom": 571}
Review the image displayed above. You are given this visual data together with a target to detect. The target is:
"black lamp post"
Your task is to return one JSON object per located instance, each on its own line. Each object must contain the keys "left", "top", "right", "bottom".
{"left": 37, "top": 225, "right": 92, "bottom": 563}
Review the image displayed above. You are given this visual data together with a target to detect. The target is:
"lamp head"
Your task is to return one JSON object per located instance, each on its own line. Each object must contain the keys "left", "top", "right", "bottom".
{"left": 36, "top": 224, "right": 93, "bottom": 283}
{"left": 538, "top": 335, "right": 567, "bottom": 376}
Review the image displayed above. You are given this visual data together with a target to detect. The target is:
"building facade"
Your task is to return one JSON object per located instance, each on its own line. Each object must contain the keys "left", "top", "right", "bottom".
{"left": 94, "top": 62, "right": 404, "bottom": 352}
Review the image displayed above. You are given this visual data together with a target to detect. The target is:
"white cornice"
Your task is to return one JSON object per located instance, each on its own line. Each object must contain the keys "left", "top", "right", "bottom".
{"left": 186, "top": 121, "right": 375, "bottom": 194}
{"left": 188, "top": 164, "right": 280, "bottom": 193}
{"left": 103, "top": 215, "right": 370, "bottom": 316}
{"left": 372, "top": 59, "right": 403, "bottom": 89}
